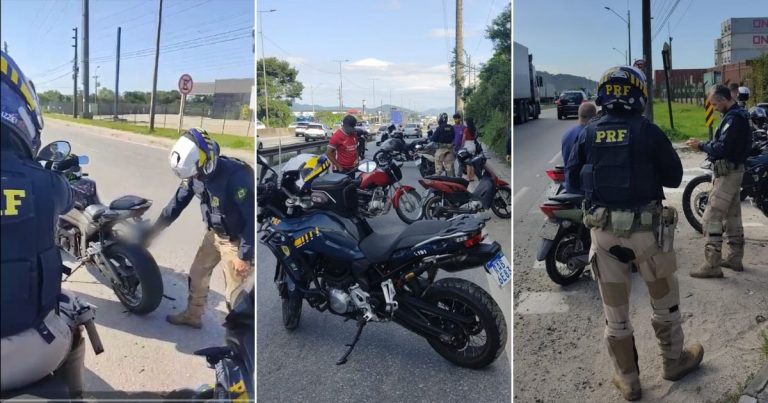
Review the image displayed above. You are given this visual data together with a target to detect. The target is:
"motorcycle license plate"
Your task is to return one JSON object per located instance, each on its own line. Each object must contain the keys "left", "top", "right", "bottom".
{"left": 539, "top": 220, "right": 560, "bottom": 240}
{"left": 414, "top": 158, "right": 422, "bottom": 167}
{"left": 485, "top": 252, "right": 511, "bottom": 288}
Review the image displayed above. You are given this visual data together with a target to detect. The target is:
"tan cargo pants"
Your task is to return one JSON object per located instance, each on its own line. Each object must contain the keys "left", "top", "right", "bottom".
{"left": 434, "top": 146, "right": 455, "bottom": 176}
{"left": 590, "top": 227, "right": 683, "bottom": 385}
{"left": 701, "top": 166, "right": 744, "bottom": 268}
{"left": 188, "top": 230, "right": 254, "bottom": 310}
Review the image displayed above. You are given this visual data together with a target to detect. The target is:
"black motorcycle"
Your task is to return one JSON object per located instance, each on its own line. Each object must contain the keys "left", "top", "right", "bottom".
{"left": 39, "top": 141, "right": 164, "bottom": 314}
{"left": 682, "top": 133, "right": 768, "bottom": 233}
{"left": 256, "top": 155, "right": 509, "bottom": 368}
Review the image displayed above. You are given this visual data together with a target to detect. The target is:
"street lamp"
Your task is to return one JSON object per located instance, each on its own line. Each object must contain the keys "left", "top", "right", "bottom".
{"left": 612, "top": 47, "right": 627, "bottom": 64}
{"left": 258, "top": 9, "right": 276, "bottom": 128}
{"left": 605, "top": 6, "right": 631, "bottom": 65}
{"left": 332, "top": 59, "right": 349, "bottom": 110}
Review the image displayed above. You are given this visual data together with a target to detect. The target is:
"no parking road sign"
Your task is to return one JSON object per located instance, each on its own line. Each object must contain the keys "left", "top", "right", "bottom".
{"left": 178, "top": 74, "right": 193, "bottom": 95}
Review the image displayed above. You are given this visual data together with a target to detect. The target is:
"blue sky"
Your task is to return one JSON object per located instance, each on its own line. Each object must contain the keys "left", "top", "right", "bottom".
{"left": 0, "top": 0, "right": 254, "bottom": 94}
{"left": 514, "top": 0, "right": 762, "bottom": 81}
{"left": 256, "top": 0, "right": 508, "bottom": 111}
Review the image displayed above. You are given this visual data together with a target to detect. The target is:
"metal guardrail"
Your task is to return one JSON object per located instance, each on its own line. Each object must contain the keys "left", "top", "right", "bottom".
{"left": 257, "top": 140, "right": 330, "bottom": 165}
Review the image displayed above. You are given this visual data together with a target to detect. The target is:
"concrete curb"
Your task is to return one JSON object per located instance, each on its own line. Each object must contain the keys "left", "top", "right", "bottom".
{"left": 741, "top": 362, "right": 768, "bottom": 403}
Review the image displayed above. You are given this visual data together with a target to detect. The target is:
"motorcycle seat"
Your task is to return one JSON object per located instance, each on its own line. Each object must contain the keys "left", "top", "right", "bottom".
{"left": 0, "top": 374, "right": 70, "bottom": 400}
{"left": 424, "top": 175, "right": 469, "bottom": 187}
{"left": 109, "top": 195, "right": 151, "bottom": 210}
{"left": 84, "top": 204, "right": 108, "bottom": 221}
{"left": 359, "top": 220, "right": 454, "bottom": 263}
{"left": 548, "top": 193, "right": 584, "bottom": 204}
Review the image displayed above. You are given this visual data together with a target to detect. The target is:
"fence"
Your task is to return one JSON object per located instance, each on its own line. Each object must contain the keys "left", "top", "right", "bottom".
{"left": 655, "top": 80, "right": 707, "bottom": 106}
{"left": 42, "top": 101, "right": 254, "bottom": 137}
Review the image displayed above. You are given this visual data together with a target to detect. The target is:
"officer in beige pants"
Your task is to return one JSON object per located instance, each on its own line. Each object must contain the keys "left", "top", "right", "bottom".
{"left": 151, "top": 128, "right": 255, "bottom": 329}
{"left": 567, "top": 66, "right": 703, "bottom": 401}
{"left": 687, "top": 85, "right": 752, "bottom": 278}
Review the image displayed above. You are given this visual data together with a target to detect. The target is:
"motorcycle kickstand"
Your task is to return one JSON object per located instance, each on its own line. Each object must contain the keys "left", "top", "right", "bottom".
{"left": 336, "top": 320, "right": 367, "bottom": 366}
{"left": 62, "top": 261, "right": 85, "bottom": 282}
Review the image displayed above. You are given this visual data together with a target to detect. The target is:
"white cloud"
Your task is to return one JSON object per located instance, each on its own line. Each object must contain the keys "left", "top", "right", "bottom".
{"left": 348, "top": 58, "right": 393, "bottom": 71}
{"left": 429, "top": 28, "right": 455, "bottom": 38}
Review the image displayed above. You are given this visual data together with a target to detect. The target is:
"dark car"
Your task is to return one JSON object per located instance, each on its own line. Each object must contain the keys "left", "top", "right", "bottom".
{"left": 556, "top": 90, "right": 587, "bottom": 120}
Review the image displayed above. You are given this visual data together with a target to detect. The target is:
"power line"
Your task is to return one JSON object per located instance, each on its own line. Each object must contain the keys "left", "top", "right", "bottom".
{"left": 671, "top": 0, "right": 694, "bottom": 33}
{"left": 473, "top": 0, "right": 497, "bottom": 53}
{"left": 653, "top": 0, "right": 680, "bottom": 41}
{"left": 441, "top": 0, "right": 451, "bottom": 65}
{"left": 261, "top": 35, "right": 337, "bottom": 75}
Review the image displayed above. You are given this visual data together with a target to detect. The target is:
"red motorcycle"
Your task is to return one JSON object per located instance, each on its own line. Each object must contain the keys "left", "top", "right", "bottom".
{"left": 418, "top": 152, "right": 511, "bottom": 219}
{"left": 354, "top": 152, "right": 423, "bottom": 223}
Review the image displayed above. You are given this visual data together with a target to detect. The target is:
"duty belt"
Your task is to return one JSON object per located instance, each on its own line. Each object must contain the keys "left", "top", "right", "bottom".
{"left": 438, "top": 144, "right": 453, "bottom": 149}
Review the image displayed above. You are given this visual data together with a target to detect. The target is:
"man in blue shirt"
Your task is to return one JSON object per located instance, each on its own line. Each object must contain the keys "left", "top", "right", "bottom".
{"left": 561, "top": 102, "right": 597, "bottom": 193}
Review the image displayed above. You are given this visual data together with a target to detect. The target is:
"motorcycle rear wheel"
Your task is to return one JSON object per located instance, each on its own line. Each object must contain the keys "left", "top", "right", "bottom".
{"left": 105, "top": 243, "right": 163, "bottom": 314}
{"left": 545, "top": 226, "right": 589, "bottom": 286}
{"left": 682, "top": 174, "right": 712, "bottom": 234}
{"left": 491, "top": 186, "right": 512, "bottom": 218}
{"left": 422, "top": 278, "right": 506, "bottom": 369}
{"left": 423, "top": 195, "right": 453, "bottom": 220}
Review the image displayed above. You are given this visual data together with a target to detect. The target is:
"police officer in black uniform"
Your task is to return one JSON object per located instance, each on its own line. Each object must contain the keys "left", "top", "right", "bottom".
{"left": 151, "top": 128, "right": 255, "bottom": 329}
{"left": 1, "top": 51, "right": 85, "bottom": 397}
{"left": 687, "top": 85, "right": 752, "bottom": 277}
{"left": 567, "top": 66, "right": 702, "bottom": 401}
{"left": 430, "top": 112, "right": 455, "bottom": 176}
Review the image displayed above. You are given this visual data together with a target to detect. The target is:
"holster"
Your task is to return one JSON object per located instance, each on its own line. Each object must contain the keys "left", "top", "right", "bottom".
{"left": 655, "top": 206, "right": 678, "bottom": 253}
{"left": 713, "top": 160, "right": 733, "bottom": 177}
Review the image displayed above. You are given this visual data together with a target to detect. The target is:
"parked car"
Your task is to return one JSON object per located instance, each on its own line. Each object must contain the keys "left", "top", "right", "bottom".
{"left": 556, "top": 90, "right": 588, "bottom": 120}
{"left": 294, "top": 122, "right": 310, "bottom": 137}
{"left": 288, "top": 122, "right": 301, "bottom": 129}
{"left": 304, "top": 123, "right": 332, "bottom": 141}
{"left": 403, "top": 123, "right": 422, "bottom": 138}
{"left": 256, "top": 120, "right": 266, "bottom": 129}
{"left": 332, "top": 122, "right": 343, "bottom": 130}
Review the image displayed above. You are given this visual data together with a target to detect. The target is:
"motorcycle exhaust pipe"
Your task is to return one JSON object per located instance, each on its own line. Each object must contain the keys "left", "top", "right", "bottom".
{"left": 432, "top": 241, "right": 501, "bottom": 272}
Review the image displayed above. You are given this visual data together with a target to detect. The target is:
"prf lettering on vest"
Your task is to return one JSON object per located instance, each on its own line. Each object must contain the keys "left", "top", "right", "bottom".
{"left": 605, "top": 85, "right": 632, "bottom": 96}
{"left": 595, "top": 129, "right": 628, "bottom": 144}
{"left": 1, "top": 189, "right": 26, "bottom": 216}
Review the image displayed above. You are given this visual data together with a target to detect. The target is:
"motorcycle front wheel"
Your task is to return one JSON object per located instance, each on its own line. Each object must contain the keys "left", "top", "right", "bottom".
{"left": 682, "top": 174, "right": 712, "bottom": 234}
{"left": 394, "top": 189, "right": 423, "bottom": 223}
{"left": 277, "top": 264, "right": 302, "bottom": 331}
{"left": 422, "top": 278, "right": 507, "bottom": 369}
{"left": 491, "top": 186, "right": 512, "bottom": 218}
{"left": 104, "top": 243, "right": 163, "bottom": 314}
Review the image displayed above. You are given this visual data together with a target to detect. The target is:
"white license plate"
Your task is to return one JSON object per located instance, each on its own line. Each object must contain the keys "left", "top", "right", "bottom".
{"left": 485, "top": 252, "right": 511, "bottom": 288}
{"left": 539, "top": 220, "right": 560, "bottom": 240}
{"left": 414, "top": 158, "right": 422, "bottom": 167}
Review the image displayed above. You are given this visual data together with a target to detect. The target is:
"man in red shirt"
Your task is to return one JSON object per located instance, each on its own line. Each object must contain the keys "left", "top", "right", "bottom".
{"left": 326, "top": 115, "right": 359, "bottom": 173}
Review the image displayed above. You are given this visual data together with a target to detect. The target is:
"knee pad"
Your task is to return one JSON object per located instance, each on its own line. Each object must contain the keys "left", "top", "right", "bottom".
{"left": 704, "top": 221, "right": 723, "bottom": 237}
{"left": 651, "top": 304, "right": 681, "bottom": 324}
{"left": 605, "top": 318, "right": 634, "bottom": 339}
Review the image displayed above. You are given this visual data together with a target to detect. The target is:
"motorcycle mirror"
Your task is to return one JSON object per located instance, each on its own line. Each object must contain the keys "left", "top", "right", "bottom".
{"left": 358, "top": 160, "right": 377, "bottom": 173}
{"left": 78, "top": 155, "right": 90, "bottom": 165}
{"left": 36, "top": 140, "right": 71, "bottom": 162}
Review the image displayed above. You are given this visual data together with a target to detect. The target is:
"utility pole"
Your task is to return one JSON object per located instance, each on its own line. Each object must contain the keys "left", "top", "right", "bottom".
{"left": 642, "top": 0, "right": 653, "bottom": 121}
{"left": 370, "top": 78, "right": 377, "bottom": 113}
{"left": 258, "top": 9, "right": 276, "bottom": 127}
{"left": 627, "top": 8, "right": 631, "bottom": 64}
{"left": 310, "top": 85, "right": 314, "bottom": 115}
{"left": 72, "top": 28, "right": 78, "bottom": 118}
{"left": 82, "top": 0, "right": 90, "bottom": 118}
{"left": 149, "top": 0, "right": 163, "bottom": 131}
{"left": 454, "top": 0, "right": 464, "bottom": 114}
{"left": 114, "top": 27, "right": 121, "bottom": 120}
{"left": 92, "top": 65, "right": 100, "bottom": 116}
{"left": 333, "top": 59, "right": 349, "bottom": 110}
{"left": 3, "top": 41, "right": 7, "bottom": 53}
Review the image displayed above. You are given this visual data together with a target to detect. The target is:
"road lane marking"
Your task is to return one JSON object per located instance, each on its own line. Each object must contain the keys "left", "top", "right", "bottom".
{"left": 744, "top": 222, "right": 765, "bottom": 227}
{"left": 514, "top": 187, "right": 529, "bottom": 204}
{"left": 548, "top": 152, "right": 562, "bottom": 164}
{"left": 517, "top": 292, "right": 570, "bottom": 314}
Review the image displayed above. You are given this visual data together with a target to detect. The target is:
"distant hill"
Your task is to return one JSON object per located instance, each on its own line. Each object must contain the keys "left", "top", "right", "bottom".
{"left": 538, "top": 71, "right": 599, "bottom": 95}
{"left": 292, "top": 103, "right": 424, "bottom": 116}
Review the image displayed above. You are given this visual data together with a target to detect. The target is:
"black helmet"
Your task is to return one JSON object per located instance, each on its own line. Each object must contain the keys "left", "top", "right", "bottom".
{"left": 456, "top": 148, "right": 472, "bottom": 164}
{"left": 438, "top": 113, "right": 449, "bottom": 125}
{"left": 595, "top": 65, "right": 648, "bottom": 113}
{"left": 750, "top": 106, "right": 767, "bottom": 127}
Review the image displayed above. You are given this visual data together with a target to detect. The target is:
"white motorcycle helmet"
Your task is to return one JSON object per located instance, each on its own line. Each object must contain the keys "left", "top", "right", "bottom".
{"left": 169, "top": 128, "right": 220, "bottom": 179}
{"left": 738, "top": 86, "right": 750, "bottom": 103}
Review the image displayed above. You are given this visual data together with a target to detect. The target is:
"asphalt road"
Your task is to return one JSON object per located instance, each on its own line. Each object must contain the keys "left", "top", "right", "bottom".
{"left": 256, "top": 138, "right": 512, "bottom": 402}
{"left": 45, "top": 118, "right": 238, "bottom": 396}
{"left": 512, "top": 110, "right": 768, "bottom": 401}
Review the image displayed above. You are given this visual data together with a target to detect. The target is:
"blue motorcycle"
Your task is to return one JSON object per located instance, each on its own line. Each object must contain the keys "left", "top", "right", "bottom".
{"left": 256, "top": 155, "right": 509, "bottom": 368}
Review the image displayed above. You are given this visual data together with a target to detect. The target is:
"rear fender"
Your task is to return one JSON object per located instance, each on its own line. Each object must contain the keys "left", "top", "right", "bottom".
{"left": 392, "top": 185, "right": 415, "bottom": 208}
{"left": 536, "top": 238, "right": 555, "bottom": 262}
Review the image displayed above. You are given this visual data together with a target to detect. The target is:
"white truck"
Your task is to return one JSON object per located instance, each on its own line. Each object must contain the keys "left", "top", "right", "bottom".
{"left": 513, "top": 42, "right": 542, "bottom": 124}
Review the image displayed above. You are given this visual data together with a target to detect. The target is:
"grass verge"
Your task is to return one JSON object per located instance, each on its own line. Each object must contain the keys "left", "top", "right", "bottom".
{"left": 718, "top": 373, "right": 755, "bottom": 403}
{"left": 47, "top": 113, "right": 254, "bottom": 150}
{"left": 762, "top": 329, "right": 768, "bottom": 358}
{"left": 653, "top": 102, "right": 721, "bottom": 142}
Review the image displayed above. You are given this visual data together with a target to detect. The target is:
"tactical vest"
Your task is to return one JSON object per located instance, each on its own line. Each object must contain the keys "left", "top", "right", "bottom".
{"left": 716, "top": 106, "right": 752, "bottom": 163}
{"left": 435, "top": 125, "right": 454, "bottom": 144}
{"left": 1, "top": 153, "right": 68, "bottom": 338}
{"left": 580, "top": 114, "right": 662, "bottom": 209}
{"left": 192, "top": 157, "right": 253, "bottom": 239}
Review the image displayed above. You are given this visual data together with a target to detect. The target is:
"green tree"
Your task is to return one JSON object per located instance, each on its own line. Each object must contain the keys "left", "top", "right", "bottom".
{"left": 256, "top": 97, "right": 293, "bottom": 128}
{"left": 123, "top": 91, "right": 148, "bottom": 104}
{"left": 157, "top": 90, "right": 181, "bottom": 105}
{"left": 463, "top": 5, "right": 511, "bottom": 153}
{"left": 96, "top": 88, "right": 115, "bottom": 103}
{"left": 315, "top": 111, "right": 343, "bottom": 128}
{"left": 747, "top": 53, "right": 768, "bottom": 105}
{"left": 256, "top": 57, "right": 304, "bottom": 105}
{"left": 38, "top": 90, "right": 66, "bottom": 104}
